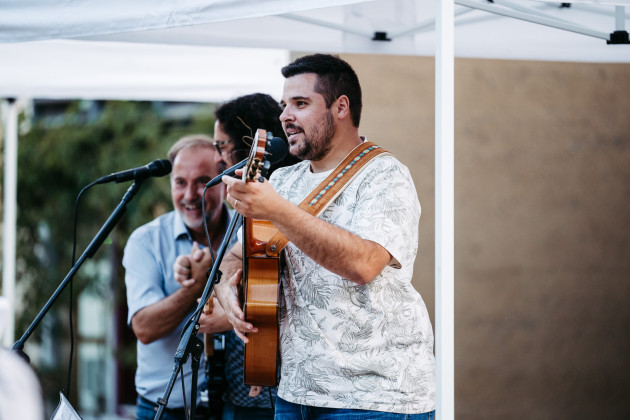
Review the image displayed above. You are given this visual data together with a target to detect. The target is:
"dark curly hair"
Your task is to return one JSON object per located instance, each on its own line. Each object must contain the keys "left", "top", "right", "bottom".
{"left": 215, "top": 93, "right": 300, "bottom": 173}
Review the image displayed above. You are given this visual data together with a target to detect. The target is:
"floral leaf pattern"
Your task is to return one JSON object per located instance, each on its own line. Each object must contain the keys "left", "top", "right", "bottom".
{"left": 270, "top": 154, "right": 435, "bottom": 414}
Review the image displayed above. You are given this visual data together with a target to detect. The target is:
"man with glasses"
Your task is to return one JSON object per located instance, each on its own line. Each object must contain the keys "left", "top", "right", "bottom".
{"left": 174, "top": 93, "right": 298, "bottom": 420}
{"left": 213, "top": 93, "right": 299, "bottom": 174}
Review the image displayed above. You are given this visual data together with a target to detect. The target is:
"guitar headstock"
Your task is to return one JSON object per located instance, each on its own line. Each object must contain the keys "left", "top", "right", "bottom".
{"left": 242, "top": 129, "right": 271, "bottom": 183}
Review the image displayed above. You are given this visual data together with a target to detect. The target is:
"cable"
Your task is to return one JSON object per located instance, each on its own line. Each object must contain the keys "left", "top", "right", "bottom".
{"left": 65, "top": 182, "right": 97, "bottom": 398}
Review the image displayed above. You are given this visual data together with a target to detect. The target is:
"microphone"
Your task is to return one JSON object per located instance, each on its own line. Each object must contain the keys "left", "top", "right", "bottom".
{"left": 265, "top": 135, "right": 289, "bottom": 164}
{"left": 205, "top": 136, "right": 288, "bottom": 188}
{"left": 94, "top": 159, "right": 172, "bottom": 184}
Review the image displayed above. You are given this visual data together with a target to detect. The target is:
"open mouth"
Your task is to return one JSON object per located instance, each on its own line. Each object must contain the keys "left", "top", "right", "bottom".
{"left": 182, "top": 202, "right": 201, "bottom": 212}
{"left": 285, "top": 126, "right": 303, "bottom": 144}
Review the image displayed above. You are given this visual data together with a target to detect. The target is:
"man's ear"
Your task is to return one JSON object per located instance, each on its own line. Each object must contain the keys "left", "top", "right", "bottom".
{"left": 333, "top": 95, "right": 351, "bottom": 120}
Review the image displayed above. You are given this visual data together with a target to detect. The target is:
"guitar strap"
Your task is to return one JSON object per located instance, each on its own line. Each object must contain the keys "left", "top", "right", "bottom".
{"left": 265, "top": 141, "right": 390, "bottom": 257}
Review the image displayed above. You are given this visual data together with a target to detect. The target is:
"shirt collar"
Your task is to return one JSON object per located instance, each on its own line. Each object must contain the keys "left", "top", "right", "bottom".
{"left": 173, "top": 211, "right": 191, "bottom": 242}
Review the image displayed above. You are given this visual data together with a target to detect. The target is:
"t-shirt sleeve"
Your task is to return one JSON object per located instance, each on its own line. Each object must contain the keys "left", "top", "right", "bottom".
{"left": 348, "top": 157, "right": 421, "bottom": 270}
{"left": 122, "top": 230, "right": 166, "bottom": 325}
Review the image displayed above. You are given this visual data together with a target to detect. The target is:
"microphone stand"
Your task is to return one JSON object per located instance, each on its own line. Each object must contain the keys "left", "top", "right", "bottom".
{"left": 154, "top": 211, "right": 242, "bottom": 420}
{"left": 12, "top": 180, "right": 145, "bottom": 362}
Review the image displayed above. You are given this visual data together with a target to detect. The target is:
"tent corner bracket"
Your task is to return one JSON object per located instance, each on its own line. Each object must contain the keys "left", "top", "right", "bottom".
{"left": 607, "top": 30, "right": 629, "bottom": 45}
{"left": 372, "top": 31, "right": 391, "bottom": 41}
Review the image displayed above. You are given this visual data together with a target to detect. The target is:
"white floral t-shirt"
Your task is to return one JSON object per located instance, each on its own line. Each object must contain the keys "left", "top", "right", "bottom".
{"left": 270, "top": 152, "right": 436, "bottom": 414}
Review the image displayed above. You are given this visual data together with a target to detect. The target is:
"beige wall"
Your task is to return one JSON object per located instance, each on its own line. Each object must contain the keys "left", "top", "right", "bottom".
{"left": 335, "top": 53, "right": 630, "bottom": 418}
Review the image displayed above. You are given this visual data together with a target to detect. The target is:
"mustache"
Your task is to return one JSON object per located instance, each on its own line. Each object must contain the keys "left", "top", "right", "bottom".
{"left": 179, "top": 199, "right": 202, "bottom": 207}
{"left": 284, "top": 123, "right": 302, "bottom": 133}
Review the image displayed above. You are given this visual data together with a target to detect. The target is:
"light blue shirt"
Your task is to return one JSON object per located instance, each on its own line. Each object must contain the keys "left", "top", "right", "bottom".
{"left": 123, "top": 208, "right": 238, "bottom": 408}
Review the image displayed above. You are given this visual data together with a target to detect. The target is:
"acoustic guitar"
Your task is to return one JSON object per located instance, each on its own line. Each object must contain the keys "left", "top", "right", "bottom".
{"left": 241, "top": 128, "right": 280, "bottom": 387}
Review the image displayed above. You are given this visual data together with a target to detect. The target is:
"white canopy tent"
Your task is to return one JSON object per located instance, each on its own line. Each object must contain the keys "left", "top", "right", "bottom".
{"left": 1, "top": 0, "right": 628, "bottom": 418}
{"left": 1, "top": 0, "right": 629, "bottom": 60}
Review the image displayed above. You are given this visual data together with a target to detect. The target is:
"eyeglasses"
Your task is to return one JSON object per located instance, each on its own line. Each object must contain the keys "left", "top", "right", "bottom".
{"left": 212, "top": 139, "right": 232, "bottom": 153}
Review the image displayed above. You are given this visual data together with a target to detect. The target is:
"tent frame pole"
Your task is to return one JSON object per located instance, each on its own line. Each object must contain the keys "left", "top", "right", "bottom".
{"left": 1, "top": 98, "right": 18, "bottom": 347}
{"left": 616, "top": 6, "right": 626, "bottom": 30}
{"left": 435, "top": 0, "right": 455, "bottom": 419}
{"left": 456, "top": 0, "right": 609, "bottom": 40}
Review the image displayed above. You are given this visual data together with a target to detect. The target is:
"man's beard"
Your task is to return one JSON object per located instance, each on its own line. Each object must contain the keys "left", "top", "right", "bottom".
{"left": 293, "top": 110, "right": 336, "bottom": 161}
{"left": 176, "top": 208, "right": 204, "bottom": 230}
{"left": 176, "top": 199, "right": 215, "bottom": 230}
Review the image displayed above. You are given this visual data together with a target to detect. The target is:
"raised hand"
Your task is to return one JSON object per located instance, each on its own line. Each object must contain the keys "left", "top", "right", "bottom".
{"left": 173, "top": 241, "right": 212, "bottom": 296}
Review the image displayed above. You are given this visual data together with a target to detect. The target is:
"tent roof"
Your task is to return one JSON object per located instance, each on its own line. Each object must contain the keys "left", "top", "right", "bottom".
{"left": 79, "top": 0, "right": 628, "bottom": 61}
{"left": 1, "top": 1, "right": 627, "bottom": 102}
{"left": 1, "top": 0, "right": 629, "bottom": 60}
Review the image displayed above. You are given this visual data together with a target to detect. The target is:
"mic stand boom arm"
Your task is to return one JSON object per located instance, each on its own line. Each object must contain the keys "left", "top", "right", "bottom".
{"left": 154, "top": 211, "right": 242, "bottom": 420}
{"left": 12, "top": 181, "right": 145, "bottom": 361}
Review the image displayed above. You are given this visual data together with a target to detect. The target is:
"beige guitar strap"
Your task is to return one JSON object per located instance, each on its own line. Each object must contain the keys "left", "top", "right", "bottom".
{"left": 265, "top": 141, "right": 390, "bottom": 257}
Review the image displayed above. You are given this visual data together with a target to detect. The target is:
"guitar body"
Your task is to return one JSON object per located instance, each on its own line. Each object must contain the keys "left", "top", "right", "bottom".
{"left": 243, "top": 219, "right": 280, "bottom": 386}
{"left": 241, "top": 129, "right": 280, "bottom": 387}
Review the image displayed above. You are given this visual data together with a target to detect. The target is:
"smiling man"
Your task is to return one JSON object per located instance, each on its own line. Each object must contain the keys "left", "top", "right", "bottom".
{"left": 123, "top": 134, "right": 235, "bottom": 420}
